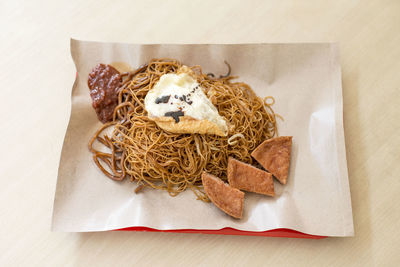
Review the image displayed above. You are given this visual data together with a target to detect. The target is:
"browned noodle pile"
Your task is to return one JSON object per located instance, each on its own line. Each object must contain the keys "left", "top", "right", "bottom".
{"left": 89, "top": 58, "right": 277, "bottom": 201}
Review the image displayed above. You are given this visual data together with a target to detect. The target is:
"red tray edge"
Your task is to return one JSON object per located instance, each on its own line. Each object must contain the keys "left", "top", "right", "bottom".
{"left": 114, "top": 227, "right": 326, "bottom": 239}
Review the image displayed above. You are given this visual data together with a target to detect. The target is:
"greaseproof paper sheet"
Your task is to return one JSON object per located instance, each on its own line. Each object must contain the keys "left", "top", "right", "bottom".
{"left": 52, "top": 39, "right": 354, "bottom": 236}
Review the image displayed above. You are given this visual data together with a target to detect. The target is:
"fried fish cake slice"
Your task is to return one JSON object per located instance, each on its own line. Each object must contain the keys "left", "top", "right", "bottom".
{"left": 228, "top": 157, "right": 274, "bottom": 197}
{"left": 251, "top": 136, "right": 292, "bottom": 184}
{"left": 202, "top": 172, "right": 244, "bottom": 219}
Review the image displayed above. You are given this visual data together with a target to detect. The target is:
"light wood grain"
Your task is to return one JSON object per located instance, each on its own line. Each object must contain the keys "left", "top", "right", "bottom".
{"left": 0, "top": 0, "right": 399, "bottom": 266}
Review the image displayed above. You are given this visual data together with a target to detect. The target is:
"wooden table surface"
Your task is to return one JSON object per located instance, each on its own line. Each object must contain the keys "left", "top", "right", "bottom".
{"left": 1, "top": 1, "right": 399, "bottom": 266}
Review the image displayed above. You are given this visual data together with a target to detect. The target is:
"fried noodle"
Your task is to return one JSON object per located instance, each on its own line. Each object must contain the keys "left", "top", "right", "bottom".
{"left": 89, "top": 58, "right": 277, "bottom": 201}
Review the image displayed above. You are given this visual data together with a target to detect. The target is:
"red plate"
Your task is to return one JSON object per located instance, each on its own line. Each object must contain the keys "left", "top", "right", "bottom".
{"left": 116, "top": 227, "right": 325, "bottom": 239}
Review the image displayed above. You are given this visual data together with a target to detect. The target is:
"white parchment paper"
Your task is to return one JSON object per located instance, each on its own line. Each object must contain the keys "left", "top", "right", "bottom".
{"left": 52, "top": 39, "right": 354, "bottom": 236}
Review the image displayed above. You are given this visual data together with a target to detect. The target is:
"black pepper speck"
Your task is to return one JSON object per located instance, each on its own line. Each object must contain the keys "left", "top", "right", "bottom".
{"left": 165, "top": 110, "right": 185, "bottom": 123}
{"left": 155, "top": 95, "right": 170, "bottom": 104}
